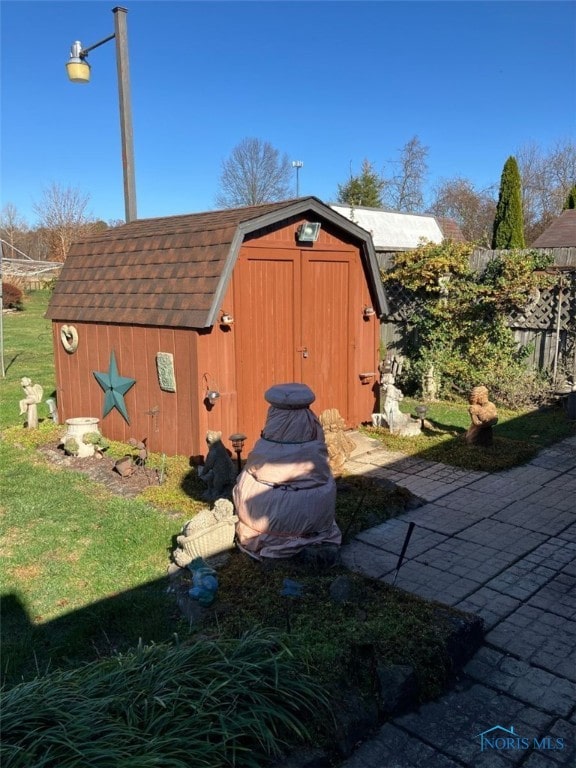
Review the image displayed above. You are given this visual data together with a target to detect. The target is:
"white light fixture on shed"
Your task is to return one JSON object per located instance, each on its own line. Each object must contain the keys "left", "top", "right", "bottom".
{"left": 297, "top": 222, "right": 321, "bottom": 243}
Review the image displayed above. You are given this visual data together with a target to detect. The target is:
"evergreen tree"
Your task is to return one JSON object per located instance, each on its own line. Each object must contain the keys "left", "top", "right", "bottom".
{"left": 491, "top": 156, "right": 525, "bottom": 249}
{"left": 562, "top": 184, "right": 576, "bottom": 209}
{"left": 337, "top": 159, "right": 385, "bottom": 208}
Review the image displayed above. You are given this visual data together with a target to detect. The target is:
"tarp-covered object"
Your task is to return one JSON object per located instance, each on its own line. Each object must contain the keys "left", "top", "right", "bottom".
{"left": 234, "top": 383, "right": 341, "bottom": 559}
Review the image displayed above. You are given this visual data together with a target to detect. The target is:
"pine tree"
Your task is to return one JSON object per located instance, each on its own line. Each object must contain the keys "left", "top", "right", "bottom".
{"left": 491, "top": 156, "right": 525, "bottom": 249}
{"left": 337, "top": 159, "right": 385, "bottom": 208}
{"left": 562, "top": 184, "right": 576, "bottom": 209}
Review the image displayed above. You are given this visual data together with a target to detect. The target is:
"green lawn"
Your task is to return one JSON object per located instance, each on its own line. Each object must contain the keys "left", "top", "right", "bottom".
{"left": 0, "top": 290, "right": 56, "bottom": 429}
{"left": 362, "top": 396, "right": 574, "bottom": 471}
{"left": 0, "top": 292, "right": 191, "bottom": 681}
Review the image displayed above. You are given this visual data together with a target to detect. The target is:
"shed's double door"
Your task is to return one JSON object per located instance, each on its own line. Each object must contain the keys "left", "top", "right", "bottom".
{"left": 234, "top": 246, "right": 354, "bottom": 442}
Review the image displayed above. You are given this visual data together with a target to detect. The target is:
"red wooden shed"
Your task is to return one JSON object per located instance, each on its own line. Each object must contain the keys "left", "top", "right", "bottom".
{"left": 46, "top": 197, "right": 388, "bottom": 459}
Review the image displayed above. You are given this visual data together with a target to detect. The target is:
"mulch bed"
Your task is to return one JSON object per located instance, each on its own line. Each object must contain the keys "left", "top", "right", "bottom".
{"left": 38, "top": 442, "right": 161, "bottom": 499}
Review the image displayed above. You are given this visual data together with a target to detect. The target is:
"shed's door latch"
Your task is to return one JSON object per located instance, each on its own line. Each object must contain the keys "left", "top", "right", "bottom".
{"left": 297, "top": 346, "right": 309, "bottom": 359}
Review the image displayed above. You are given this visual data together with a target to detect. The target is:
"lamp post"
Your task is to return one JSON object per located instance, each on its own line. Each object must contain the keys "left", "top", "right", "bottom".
{"left": 229, "top": 433, "right": 247, "bottom": 474}
{"left": 415, "top": 404, "right": 428, "bottom": 429}
{"left": 66, "top": 6, "right": 137, "bottom": 223}
{"left": 292, "top": 160, "right": 303, "bottom": 197}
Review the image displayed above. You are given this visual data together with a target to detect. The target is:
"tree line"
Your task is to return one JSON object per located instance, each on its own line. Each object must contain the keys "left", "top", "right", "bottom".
{"left": 335, "top": 137, "right": 575, "bottom": 247}
{"left": 1, "top": 183, "right": 123, "bottom": 263}
{"left": 2, "top": 136, "right": 574, "bottom": 263}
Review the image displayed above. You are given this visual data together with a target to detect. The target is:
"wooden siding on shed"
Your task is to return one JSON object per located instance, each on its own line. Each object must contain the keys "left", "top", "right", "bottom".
{"left": 52, "top": 322, "right": 203, "bottom": 457}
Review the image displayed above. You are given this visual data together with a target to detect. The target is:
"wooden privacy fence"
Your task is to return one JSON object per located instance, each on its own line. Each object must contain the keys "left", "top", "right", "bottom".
{"left": 379, "top": 248, "right": 576, "bottom": 384}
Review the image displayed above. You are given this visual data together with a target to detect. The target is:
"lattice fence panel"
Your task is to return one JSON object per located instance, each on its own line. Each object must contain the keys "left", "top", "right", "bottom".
{"left": 381, "top": 272, "right": 576, "bottom": 375}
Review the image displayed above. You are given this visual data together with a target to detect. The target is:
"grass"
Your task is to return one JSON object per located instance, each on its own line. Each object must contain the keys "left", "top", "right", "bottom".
{"left": 362, "top": 397, "right": 575, "bottom": 472}
{"left": 2, "top": 291, "right": 573, "bottom": 760}
{"left": 204, "top": 552, "right": 461, "bottom": 701}
{"left": 0, "top": 437, "right": 190, "bottom": 683}
{"left": 0, "top": 290, "right": 56, "bottom": 429}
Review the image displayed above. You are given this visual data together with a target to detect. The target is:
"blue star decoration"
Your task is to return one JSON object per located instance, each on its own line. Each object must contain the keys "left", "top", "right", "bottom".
{"left": 93, "top": 351, "right": 136, "bottom": 424}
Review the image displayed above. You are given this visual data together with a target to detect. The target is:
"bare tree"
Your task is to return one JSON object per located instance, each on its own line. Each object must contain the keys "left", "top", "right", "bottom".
{"left": 215, "top": 138, "right": 293, "bottom": 208}
{"left": 0, "top": 203, "right": 28, "bottom": 256}
{"left": 429, "top": 178, "right": 496, "bottom": 245}
{"left": 516, "top": 139, "right": 576, "bottom": 243}
{"left": 32, "top": 183, "right": 96, "bottom": 262}
{"left": 382, "top": 135, "right": 429, "bottom": 213}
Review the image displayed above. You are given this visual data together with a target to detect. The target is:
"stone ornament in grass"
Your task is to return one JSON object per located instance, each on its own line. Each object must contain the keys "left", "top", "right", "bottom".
{"left": 172, "top": 498, "right": 238, "bottom": 568}
{"left": 19, "top": 377, "right": 43, "bottom": 429}
{"left": 466, "top": 385, "right": 498, "bottom": 447}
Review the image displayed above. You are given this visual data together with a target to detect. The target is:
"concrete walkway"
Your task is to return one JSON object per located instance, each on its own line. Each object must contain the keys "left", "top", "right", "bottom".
{"left": 337, "top": 433, "right": 576, "bottom": 767}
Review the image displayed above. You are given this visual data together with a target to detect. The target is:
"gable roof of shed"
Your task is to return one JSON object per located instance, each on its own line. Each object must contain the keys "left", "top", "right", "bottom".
{"left": 531, "top": 209, "right": 576, "bottom": 248}
{"left": 46, "top": 197, "right": 388, "bottom": 328}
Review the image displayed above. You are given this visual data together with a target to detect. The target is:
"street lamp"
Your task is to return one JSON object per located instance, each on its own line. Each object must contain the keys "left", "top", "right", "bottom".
{"left": 292, "top": 160, "right": 303, "bottom": 197}
{"left": 66, "top": 6, "right": 137, "bottom": 224}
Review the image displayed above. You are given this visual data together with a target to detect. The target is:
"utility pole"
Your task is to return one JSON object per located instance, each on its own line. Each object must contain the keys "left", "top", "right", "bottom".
{"left": 292, "top": 160, "right": 303, "bottom": 197}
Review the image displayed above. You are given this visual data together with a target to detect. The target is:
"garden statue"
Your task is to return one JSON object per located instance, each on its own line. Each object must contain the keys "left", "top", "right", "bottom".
{"left": 319, "top": 408, "right": 356, "bottom": 477}
{"left": 379, "top": 361, "right": 396, "bottom": 388}
{"left": 19, "top": 377, "right": 43, "bottom": 429}
{"left": 465, "top": 386, "right": 498, "bottom": 446}
{"left": 172, "top": 498, "right": 238, "bottom": 567}
{"left": 381, "top": 381, "right": 422, "bottom": 437}
{"left": 381, "top": 380, "right": 406, "bottom": 430}
{"left": 233, "top": 383, "right": 341, "bottom": 559}
{"left": 422, "top": 365, "right": 438, "bottom": 401}
{"left": 197, "top": 431, "right": 237, "bottom": 501}
{"left": 372, "top": 359, "right": 421, "bottom": 436}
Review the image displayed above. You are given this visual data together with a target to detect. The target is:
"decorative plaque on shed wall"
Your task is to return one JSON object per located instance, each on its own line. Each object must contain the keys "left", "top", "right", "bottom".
{"left": 156, "top": 353, "right": 176, "bottom": 392}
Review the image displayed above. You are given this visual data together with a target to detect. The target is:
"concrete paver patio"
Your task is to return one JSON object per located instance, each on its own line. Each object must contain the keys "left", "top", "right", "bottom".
{"left": 337, "top": 433, "right": 576, "bottom": 767}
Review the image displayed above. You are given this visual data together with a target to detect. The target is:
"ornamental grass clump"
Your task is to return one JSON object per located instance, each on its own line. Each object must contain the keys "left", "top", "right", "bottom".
{"left": 1, "top": 629, "right": 329, "bottom": 768}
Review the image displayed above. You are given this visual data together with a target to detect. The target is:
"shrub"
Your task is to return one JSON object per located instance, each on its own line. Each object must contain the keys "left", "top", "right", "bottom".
{"left": 2, "top": 282, "right": 23, "bottom": 310}
{"left": 384, "top": 243, "right": 555, "bottom": 407}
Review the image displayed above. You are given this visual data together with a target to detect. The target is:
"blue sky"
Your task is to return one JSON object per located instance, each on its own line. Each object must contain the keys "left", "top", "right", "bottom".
{"left": 1, "top": 0, "right": 575, "bottom": 225}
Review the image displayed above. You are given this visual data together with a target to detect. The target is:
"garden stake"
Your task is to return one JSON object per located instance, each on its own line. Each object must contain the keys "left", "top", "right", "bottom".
{"left": 392, "top": 521, "right": 416, "bottom": 586}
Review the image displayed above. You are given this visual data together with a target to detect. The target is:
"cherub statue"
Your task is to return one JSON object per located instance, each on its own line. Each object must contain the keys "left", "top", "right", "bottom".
{"left": 465, "top": 386, "right": 498, "bottom": 446}
{"left": 19, "top": 377, "right": 43, "bottom": 429}
{"left": 381, "top": 381, "right": 405, "bottom": 430}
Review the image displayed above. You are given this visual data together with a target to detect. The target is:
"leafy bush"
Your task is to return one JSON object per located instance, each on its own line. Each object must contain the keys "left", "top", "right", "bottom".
{"left": 2, "top": 282, "right": 23, "bottom": 310}
{"left": 384, "top": 243, "right": 556, "bottom": 407}
{"left": 1, "top": 629, "right": 329, "bottom": 768}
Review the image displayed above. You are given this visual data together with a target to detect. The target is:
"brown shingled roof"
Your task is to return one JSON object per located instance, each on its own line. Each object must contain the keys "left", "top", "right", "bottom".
{"left": 46, "top": 197, "right": 388, "bottom": 328}
{"left": 531, "top": 209, "right": 576, "bottom": 248}
{"left": 436, "top": 217, "right": 466, "bottom": 243}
